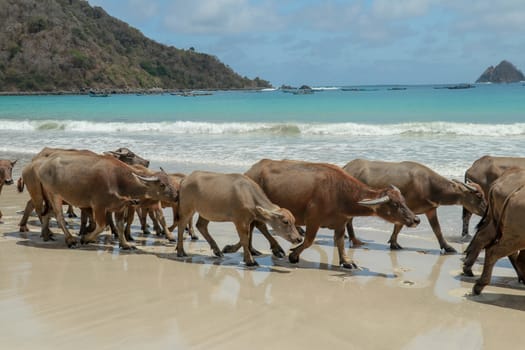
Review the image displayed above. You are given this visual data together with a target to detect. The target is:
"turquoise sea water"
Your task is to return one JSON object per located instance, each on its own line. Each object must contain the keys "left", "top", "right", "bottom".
{"left": 1, "top": 83, "right": 524, "bottom": 178}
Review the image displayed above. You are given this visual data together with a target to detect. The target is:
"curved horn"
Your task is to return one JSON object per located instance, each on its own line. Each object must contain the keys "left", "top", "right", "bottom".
{"left": 358, "top": 195, "right": 390, "bottom": 206}
{"left": 133, "top": 173, "right": 159, "bottom": 183}
{"left": 389, "top": 184, "right": 401, "bottom": 192}
{"left": 452, "top": 179, "right": 479, "bottom": 192}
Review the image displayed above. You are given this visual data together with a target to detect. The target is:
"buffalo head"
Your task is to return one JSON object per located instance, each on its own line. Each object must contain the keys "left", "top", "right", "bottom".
{"left": 359, "top": 185, "right": 420, "bottom": 227}
{"left": 105, "top": 147, "right": 150, "bottom": 168}
{"left": 452, "top": 179, "right": 486, "bottom": 216}
{"left": 0, "top": 159, "right": 17, "bottom": 185}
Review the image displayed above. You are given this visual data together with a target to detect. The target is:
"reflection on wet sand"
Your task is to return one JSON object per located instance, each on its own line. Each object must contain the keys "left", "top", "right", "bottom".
{"left": 1, "top": 185, "right": 525, "bottom": 349}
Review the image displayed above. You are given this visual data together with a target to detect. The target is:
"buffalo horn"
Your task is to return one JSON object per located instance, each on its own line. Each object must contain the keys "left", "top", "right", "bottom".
{"left": 452, "top": 179, "right": 478, "bottom": 192}
{"left": 133, "top": 173, "right": 159, "bottom": 182}
{"left": 358, "top": 195, "right": 390, "bottom": 206}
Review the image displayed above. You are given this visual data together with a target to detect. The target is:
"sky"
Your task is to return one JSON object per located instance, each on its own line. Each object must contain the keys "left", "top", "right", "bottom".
{"left": 87, "top": 0, "right": 525, "bottom": 86}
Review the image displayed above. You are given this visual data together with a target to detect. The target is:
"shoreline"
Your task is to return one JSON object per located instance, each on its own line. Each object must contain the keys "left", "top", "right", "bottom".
{"left": 1, "top": 179, "right": 525, "bottom": 349}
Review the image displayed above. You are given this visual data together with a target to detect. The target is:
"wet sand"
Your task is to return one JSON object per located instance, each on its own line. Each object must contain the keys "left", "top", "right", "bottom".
{"left": 1, "top": 184, "right": 524, "bottom": 349}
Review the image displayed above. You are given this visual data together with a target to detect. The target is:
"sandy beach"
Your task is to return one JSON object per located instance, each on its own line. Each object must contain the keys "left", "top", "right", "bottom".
{"left": 1, "top": 179, "right": 524, "bottom": 350}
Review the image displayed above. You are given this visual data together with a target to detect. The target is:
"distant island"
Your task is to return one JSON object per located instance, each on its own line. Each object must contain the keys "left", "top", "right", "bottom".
{"left": 476, "top": 60, "right": 525, "bottom": 83}
{"left": 0, "top": 0, "right": 271, "bottom": 93}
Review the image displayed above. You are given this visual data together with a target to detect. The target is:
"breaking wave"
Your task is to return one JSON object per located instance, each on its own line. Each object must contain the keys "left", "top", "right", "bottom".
{"left": 1, "top": 119, "right": 525, "bottom": 137}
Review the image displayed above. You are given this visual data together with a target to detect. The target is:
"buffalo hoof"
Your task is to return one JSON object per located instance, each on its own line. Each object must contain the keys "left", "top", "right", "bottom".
{"left": 272, "top": 247, "right": 286, "bottom": 258}
{"left": 342, "top": 261, "right": 358, "bottom": 269}
{"left": 176, "top": 249, "right": 188, "bottom": 258}
{"left": 121, "top": 244, "right": 137, "bottom": 250}
{"left": 472, "top": 282, "right": 485, "bottom": 295}
{"left": 390, "top": 242, "right": 403, "bottom": 250}
{"left": 222, "top": 244, "right": 239, "bottom": 254}
{"left": 443, "top": 246, "right": 457, "bottom": 254}
{"left": 67, "top": 212, "right": 77, "bottom": 218}
{"left": 212, "top": 248, "right": 224, "bottom": 257}
{"left": 245, "top": 260, "right": 259, "bottom": 267}
{"left": 67, "top": 240, "right": 78, "bottom": 248}
{"left": 289, "top": 253, "right": 299, "bottom": 264}
{"left": 19, "top": 225, "right": 29, "bottom": 233}
{"left": 190, "top": 234, "right": 199, "bottom": 241}
{"left": 350, "top": 238, "right": 365, "bottom": 248}
{"left": 142, "top": 229, "right": 151, "bottom": 236}
{"left": 462, "top": 266, "right": 474, "bottom": 277}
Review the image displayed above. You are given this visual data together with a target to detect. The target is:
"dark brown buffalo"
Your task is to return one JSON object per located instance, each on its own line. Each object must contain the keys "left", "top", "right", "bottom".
{"left": 244, "top": 159, "right": 420, "bottom": 268}
{"left": 463, "top": 167, "right": 525, "bottom": 295}
{"left": 462, "top": 155, "right": 525, "bottom": 237}
{"left": 0, "top": 159, "right": 17, "bottom": 222}
{"left": 29, "top": 152, "right": 178, "bottom": 249}
{"left": 176, "top": 171, "right": 302, "bottom": 266}
{"left": 343, "top": 159, "right": 485, "bottom": 253}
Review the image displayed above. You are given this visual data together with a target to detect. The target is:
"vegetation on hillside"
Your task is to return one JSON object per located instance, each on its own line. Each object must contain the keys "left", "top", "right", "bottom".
{"left": 0, "top": 0, "right": 271, "bottom": 92}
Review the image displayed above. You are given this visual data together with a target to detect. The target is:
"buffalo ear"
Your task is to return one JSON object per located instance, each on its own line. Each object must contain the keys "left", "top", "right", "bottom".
{"left": 255, "top": 206, "right": 273, "bottom": 220}
{"left": 11, "top": 159, "right": 17, "bottom": 166}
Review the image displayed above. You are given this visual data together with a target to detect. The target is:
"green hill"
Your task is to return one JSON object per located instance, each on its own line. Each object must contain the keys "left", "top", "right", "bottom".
{"left": 0, "top": 0, "right": 271, "bottom": 92}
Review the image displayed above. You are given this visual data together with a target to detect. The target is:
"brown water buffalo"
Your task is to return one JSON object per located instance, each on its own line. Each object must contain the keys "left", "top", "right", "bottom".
{"left": 463, "top": 167, "right": 525, "bottom": 295}
{"left": 18, "top": 147, "right": 97, "bottom": 233}
{"left": 29, "top": 152, "right": 178, "bottom": 249}
{"left": 0, "top": 159, "right": 17, "bottom": 222}
{"left": 343, "top": 159, "right": 485, "bottom": 253}
{"left": 104, "top": 147, "right": 150, "bottom": 168}
{"left": 244, "top": 159, "right": 420, "bottom": 268}
{"left": 462, "top": 155, "right": 525, "bottom": 237}
{"left": 175, "top": 171, "right": 302, "bottom": 266}
{"left": 19, "top": 147, "right": 151, "bottom": 233}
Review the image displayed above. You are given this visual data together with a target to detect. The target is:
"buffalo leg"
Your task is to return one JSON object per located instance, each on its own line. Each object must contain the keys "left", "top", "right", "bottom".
{"left": 137, "top": 207, "right": 151, "bottom": 235}
{"left": 234, "top": 221, "right": 257, "bottom": 266}
{"left": 426, "top": 208, "right": 456, "bottom": 253}
{"left": 463, "top": 224, "right": 496, "bottom": 277}
{"left": 81, "top": 207, "right": 109, "bottom": 246}
{"left": 335, "top": 226, "right": 357, "bottom": 268}
{"left": 462, "top": 207, "right": 473, "bottom": 238}
{"left": 19, "top": 199, "right": 35, "bottom": 232}
{"left": 388, "top": 224, "right": 404, "bottom": 250}
{"left": 195, "top": 216, "right": 222, "bottom": 257}
{"left": 50, "top": 197, "right": 77, "bottom": 247}
{"left": 508, "top": 250, "right": 525, "bottom": 283}
{"left": 156, "top": 208, "right": 175, "bottom": 241}
{"left": 289, "top": 221, "right": 320, "bottom": 264}
{"left": 223, "top": 221, "right": 286, "bottom": 258}
{"left": 66, "top": 205, "right": 77, "bottom": 218}
{"left": 473, "top": 243, "right": 517, "bottom": 295}
{"left": 114, "top": 209, "right": 136, "bottom": 249}
{"left": 345, "top": 217, "right": 365, "bottom": 247}
{"left": 176, "top": 210, "right": 194, "bottom": 257}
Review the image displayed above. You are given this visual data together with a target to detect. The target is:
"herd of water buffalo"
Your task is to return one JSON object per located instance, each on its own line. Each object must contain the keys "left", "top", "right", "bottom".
{"left": 1, "top": 148, "right": 525, "bottom": 295}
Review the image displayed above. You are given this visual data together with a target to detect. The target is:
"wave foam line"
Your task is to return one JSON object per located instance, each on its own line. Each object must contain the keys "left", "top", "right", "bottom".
{"left": 1, "top": 120, "right": 525, "bottom": 136}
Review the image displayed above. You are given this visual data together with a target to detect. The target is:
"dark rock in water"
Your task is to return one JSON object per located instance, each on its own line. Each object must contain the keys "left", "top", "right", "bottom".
{"left": 476, "top": 60, "right": 525, "bottom": 83}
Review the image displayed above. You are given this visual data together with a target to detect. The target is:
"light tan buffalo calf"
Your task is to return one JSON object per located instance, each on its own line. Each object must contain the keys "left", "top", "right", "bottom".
{"left": 176, "top": 171, "right": 302, "bottom": 266}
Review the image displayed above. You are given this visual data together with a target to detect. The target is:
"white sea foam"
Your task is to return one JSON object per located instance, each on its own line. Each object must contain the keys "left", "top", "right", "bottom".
{"left": 1, "top": 119, "right": 525, "bottom": 137}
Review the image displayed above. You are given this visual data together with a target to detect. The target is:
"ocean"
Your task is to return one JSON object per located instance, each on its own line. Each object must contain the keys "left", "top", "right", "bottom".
{"left": 1, "top": 83, "right": 524, "bottom": 238}
{"left": 1, "top": 83, "right": 524, "bottom": 178}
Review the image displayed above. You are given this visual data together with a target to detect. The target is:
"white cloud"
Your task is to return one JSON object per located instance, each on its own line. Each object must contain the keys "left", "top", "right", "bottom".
{"left": 162, "top": 0, "right": 282, "bottom": 34}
